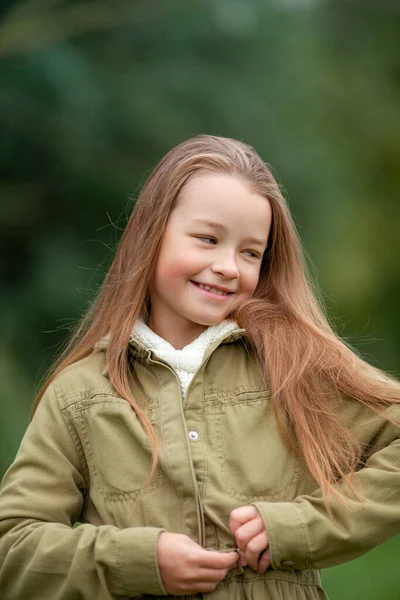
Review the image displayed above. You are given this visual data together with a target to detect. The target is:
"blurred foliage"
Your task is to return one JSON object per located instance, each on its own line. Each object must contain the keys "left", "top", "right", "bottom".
{"left": 0, "top": 0, "right": 399, "bottom": 598}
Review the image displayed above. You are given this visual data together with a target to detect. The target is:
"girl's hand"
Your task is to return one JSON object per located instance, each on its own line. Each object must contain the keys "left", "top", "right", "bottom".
{"left": 156, "top": 532, "right": 238, "bottom": 595}
{"left": 229, "top": 505, "right": 270, "bottom": 574}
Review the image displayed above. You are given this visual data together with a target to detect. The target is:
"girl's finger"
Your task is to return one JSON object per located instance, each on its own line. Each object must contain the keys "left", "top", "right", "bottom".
{"left": 234, "top": 516, "right": 264, "bottom": 549}
{"left": 229, "top": 505, "right": 258, "bottom": 535}
{"left": 257, "top": 548, "right": 271, "bottom": 574}
{"left": 244, "top": 531, "right": 268, "bottom": 571}
{"left": 198, "top": 549, "right": 238, "bottom": 570}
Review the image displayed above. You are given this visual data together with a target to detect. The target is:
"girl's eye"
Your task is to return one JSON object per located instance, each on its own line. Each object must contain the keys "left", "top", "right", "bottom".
{"left": 198, "top": 236, "right": 216, "bottom": 244}
{"left": 244, "top": 250, "right": 260, "bottom": 259}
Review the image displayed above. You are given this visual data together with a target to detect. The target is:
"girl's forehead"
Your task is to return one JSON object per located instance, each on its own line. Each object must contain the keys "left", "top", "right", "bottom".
{"left": 176, "top": 173, "right": 266, "bottom": 212}
{"left": 179, "top": 172, "right": 249, "bottom": 195}
{"left": 172, "top": 173, "right": 272, "bottom": 240}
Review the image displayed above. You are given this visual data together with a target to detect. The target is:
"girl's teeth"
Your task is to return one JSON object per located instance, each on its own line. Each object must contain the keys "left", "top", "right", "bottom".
{"left": 197, "top": 283, "right": 228, "bottom": 295}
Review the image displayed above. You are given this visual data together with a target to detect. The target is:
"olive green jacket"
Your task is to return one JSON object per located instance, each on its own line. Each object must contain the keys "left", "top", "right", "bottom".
{"left": 1, "top": 328, "right": 400, "bottom": 600}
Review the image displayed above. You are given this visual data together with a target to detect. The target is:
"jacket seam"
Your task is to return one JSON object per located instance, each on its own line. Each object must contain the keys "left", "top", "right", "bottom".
{"left": 151, "top": 367, "right": 174, "bottom": 485}
{"left": 204, "top": 386, "right": 268, "bottom": 399}
{"left": 199, "top": 384, "right": 208, "bottom": 502}
{"left": 114, "top": 533, "right": 125, "bottom": 595}
{"left": 59, "top": 390, "right": 122, "bottom": 409}
{"left": 74, "top": 401, "right": 128, "bottom": 413}
{"left": 292, "top": 503, "right": 311, "bottom": 569}
{"left": 153, "top": 529, "right": 168, "bottom": 595}
{"left": 205, "top": 398, "right": 270, "bottom": 408}
{"left": 52, "top": 378, "right": 89, "bottom": 490}
{"left": 224, "top": 576, "right": 322, "bottom": 587}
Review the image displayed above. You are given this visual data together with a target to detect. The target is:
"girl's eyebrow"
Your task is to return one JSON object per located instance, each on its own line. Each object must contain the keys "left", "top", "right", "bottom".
{"left": 191, "top": 218, "right": 266, "bottom": 247}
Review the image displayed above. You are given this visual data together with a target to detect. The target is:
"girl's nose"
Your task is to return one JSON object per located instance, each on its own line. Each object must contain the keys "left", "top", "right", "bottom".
{"left": 211, "top": 253, "right": 239, "bottom": 279}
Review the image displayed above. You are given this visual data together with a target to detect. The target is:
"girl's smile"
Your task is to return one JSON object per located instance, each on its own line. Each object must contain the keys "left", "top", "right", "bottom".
{"left": 191, "top": 280, "right": 235, "bottom": 297}
{"left": 148, "top": 173, "right": 272, "bottom": 349}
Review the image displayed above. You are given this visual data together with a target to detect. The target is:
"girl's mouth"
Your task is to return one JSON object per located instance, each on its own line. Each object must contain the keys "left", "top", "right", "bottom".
{"left": 191, "top": 281, "right": 233, "bottom": 299}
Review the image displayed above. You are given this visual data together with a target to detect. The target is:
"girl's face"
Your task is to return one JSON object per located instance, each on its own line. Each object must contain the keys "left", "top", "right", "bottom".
{"left": 148, "top": 173, "right": 272, "bottom": 348}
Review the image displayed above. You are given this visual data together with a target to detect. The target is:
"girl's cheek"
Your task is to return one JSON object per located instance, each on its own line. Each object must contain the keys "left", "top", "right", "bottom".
{"left": 157, "top": 261, "right": 190, "bottom": 290}
{"left": 241, "top": 277, "right": 259, "bottom": 300}
{"left": 167, "top": 254, "right": 202, "bottom": 280}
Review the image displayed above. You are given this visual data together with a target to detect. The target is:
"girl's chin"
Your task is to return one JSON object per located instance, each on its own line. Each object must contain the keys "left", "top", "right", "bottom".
{"left": 186, "top": 311, "right": 232, "bottom": 327}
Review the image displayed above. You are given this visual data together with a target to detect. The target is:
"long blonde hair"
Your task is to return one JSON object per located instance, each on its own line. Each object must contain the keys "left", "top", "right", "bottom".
{"left": 32, "top": 134, "right": 400, "bottom": 504}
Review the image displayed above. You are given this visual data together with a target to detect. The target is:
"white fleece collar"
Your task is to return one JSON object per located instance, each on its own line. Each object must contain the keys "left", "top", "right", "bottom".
{"left": 95, "top": 317, "right": 241, "bottom": 400}
{"left": 131, "top": 317, "right": 239, "bottom": 400}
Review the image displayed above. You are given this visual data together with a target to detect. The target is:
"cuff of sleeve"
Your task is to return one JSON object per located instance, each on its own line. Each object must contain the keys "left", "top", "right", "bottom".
{"left": 252, "top": 501, "right": 310, "bottom": 571}
{"left": 112, "top": 527, "right": 168, "bottom": 596}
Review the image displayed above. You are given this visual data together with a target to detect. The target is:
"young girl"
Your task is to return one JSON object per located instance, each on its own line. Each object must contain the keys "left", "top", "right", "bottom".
{"left": 0, "top": 135, "right": 399, "bottom": 600}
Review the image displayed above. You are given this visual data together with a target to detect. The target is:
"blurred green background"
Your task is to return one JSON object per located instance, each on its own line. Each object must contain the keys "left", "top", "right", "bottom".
{"left": 1, "top": 1, "right": 399, "bottom": 598}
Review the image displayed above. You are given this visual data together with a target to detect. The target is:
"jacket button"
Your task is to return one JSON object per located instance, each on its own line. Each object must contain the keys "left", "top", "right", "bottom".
{"left": 281, "top": 560, "right": 295, "bottom": 568}
{"left": 188, "top": 430, "right": 199, "bottom": 441}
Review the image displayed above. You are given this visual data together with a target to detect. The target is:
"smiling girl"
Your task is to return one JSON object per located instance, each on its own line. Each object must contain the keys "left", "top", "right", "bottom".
{"left": 0, "top": 135, "right": 400, "bottom": 600}
{"left": 148, "top": 172, "right": 271, "bottom": 349}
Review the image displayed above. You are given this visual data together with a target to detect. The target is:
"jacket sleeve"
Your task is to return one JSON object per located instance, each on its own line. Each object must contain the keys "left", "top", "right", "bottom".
{"left": 253, "top": 404, "right": 400, "bottom": 571}
{"left": 0, "top": 381, "right": 167, "bottom": 600}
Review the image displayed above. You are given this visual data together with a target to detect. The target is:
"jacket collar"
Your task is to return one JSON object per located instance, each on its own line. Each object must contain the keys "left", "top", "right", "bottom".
{"left": 96, "top": 321, "right": 246, "bottom": 377}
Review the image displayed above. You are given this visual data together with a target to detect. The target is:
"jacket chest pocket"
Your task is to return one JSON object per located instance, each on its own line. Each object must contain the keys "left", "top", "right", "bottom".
{"left": 76, "top": 399, "right": 165, "bottom": 500}
{"left": 203, "top": 391, "right": 300, "bottom": 502}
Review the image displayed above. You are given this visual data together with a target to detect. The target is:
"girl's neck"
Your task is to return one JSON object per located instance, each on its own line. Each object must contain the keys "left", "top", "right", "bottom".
{"left": 147, "top": 314, "right": 209, "bottom": 350}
